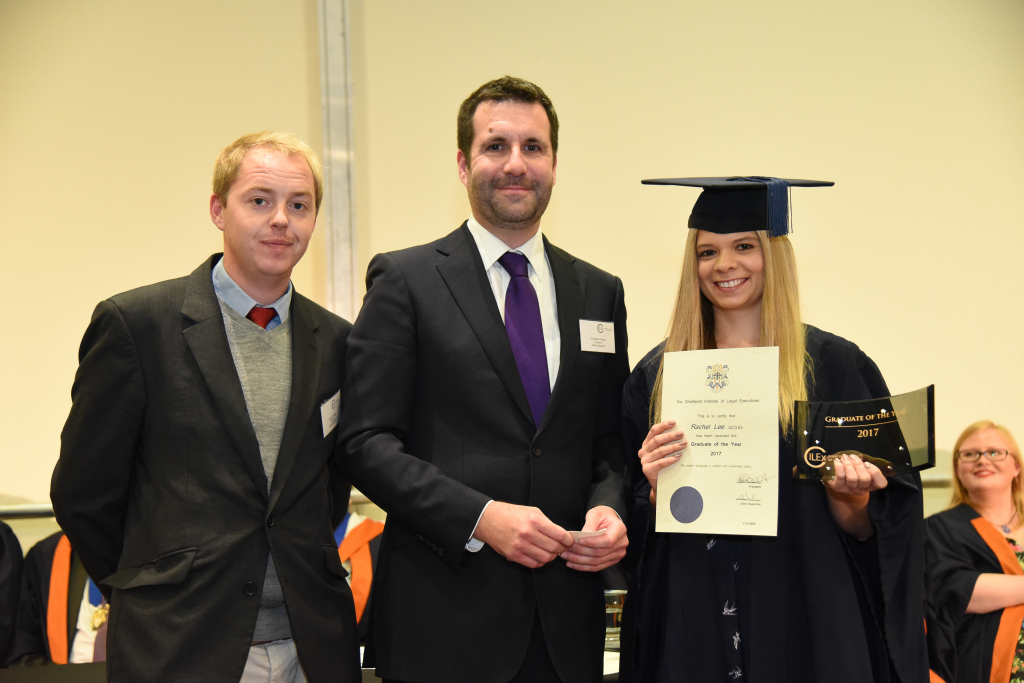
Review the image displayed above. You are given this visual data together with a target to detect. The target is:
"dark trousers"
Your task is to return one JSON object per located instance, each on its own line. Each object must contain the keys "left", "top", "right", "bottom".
{"left": 384, "top": 608, "right": 565, "bottom": 683}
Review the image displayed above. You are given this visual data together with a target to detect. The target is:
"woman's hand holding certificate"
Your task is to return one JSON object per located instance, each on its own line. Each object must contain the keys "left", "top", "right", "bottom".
{"left": 638, "top": 420, "right": 688, "bottom": 506}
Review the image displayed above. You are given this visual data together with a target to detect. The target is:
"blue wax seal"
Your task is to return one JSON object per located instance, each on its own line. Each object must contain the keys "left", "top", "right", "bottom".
{"left": 669, "top": 486, "right": 704, "bottom": 524}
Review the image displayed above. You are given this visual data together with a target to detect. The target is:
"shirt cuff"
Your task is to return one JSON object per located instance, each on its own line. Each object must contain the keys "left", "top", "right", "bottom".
{"left": 466, "top": 500, "right": 494, "bottom": 552}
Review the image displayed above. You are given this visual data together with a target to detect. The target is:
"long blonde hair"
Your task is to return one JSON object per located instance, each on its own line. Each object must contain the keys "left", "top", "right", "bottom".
{"left": 949, "top": 420, "right": 1024, "bottom": 522}
{"left": 650, "top": 229, "right": 810, "bottom": 434}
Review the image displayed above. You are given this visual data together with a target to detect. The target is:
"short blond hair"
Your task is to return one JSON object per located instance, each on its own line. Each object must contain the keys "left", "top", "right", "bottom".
{"left": 949, "top": 420, "right": 1024, "bottom": 521}
{"left": 650, "top": 229, "right": 810, "bottom": 435}
{"left": 212, "top": 131, "right": 323, "bottom": 213}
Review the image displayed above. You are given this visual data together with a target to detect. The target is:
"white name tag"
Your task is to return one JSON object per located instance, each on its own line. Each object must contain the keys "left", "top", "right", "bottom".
{"left": 321, "top": 390, "right": 340, "bottom": 437}
{"left": 579, "top": 320, "right": 615, "bottom": 354}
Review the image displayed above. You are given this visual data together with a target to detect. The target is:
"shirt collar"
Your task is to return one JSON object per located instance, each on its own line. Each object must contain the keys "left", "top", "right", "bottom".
{"left": 211, "top": 256, "right": 292, "bottom": 325}
{"left": 466, "top": 217, "right": 547, "bottom": 273}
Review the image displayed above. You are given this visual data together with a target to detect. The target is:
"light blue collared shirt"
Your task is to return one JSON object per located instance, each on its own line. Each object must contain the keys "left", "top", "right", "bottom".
{"left": 212, "top": 258, "right": 292, "bottom": 330}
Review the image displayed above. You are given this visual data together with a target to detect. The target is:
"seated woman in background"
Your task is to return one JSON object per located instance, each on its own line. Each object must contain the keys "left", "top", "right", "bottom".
{"left": 618, "top": 177, "right": 927, "bottom": 683}
{"left": 926, "top": 421, "right": 1024, "bottom": 683}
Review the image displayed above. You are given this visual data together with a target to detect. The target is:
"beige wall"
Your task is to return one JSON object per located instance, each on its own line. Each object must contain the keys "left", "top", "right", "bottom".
{"left": 2, "top": 0, "right": 1022, "bottom": 519}
{"left": 0, "top": 0, "right": 325, "bottom": 504}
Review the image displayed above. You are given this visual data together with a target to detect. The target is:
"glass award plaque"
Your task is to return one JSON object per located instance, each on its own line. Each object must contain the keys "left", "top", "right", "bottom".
{"left": 794, "top": 385, "right": 935, "bottom": 481}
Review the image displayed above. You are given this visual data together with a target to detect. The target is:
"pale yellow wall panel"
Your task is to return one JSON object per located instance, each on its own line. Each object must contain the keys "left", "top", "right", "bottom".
{"left": 0, "top": 0, "right": 324, "bottom": 502}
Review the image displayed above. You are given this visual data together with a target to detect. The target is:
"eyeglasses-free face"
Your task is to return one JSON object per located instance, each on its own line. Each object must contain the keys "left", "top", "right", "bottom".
{"left": 957, "top": 450, "right": 1012, "bottom": 462}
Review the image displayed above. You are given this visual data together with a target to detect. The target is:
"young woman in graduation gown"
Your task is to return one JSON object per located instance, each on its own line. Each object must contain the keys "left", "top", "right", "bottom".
{"left": 926, "top": 421, "right": 1024, "bottom": 683}
{"left": 617, "top": 177, "right": 928, "bottom": 683}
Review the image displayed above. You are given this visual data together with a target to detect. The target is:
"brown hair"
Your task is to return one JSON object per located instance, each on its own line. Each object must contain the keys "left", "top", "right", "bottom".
{"left": 212, "top": 131, "right": 323, "bottom": 214}
{"left": 457, "top": 76, "right": 559, "bottom": 159}
{"left": 650, "top": 229, "right": 810, "bottom": 435}
{"left": 949, "top": 420, "right": 1024, "bottom": 521}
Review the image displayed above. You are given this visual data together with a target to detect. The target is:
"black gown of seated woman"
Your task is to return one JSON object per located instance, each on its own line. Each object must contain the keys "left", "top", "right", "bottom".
{"left": 618, "top": 325, "right": 928, "bottom": 683}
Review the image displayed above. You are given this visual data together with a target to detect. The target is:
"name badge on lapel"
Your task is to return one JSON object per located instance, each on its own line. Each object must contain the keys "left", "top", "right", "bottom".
{"left": 321, "top": 390, "right": 341, "bottom": 437}
{"left": 579, "top": 320, "right": 615, "bottom": 354}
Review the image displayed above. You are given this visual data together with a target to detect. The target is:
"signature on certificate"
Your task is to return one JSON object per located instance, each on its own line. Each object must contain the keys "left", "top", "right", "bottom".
{"left": 736, "top": 493, "right": 761, "bottom": 501}
{"left": 735, "top": 473, "right": 775, "bottom": 484}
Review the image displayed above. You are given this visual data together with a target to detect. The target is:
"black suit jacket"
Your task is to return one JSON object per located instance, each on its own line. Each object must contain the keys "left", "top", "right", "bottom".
{"left": 51, "top": 255, "right": 360, "bottom": 683}
{"left": 339, "top": 224, "right": 630, "bottom": 683}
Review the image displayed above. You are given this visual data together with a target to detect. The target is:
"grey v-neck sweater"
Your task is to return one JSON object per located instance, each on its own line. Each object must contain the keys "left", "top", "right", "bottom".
{"left": 221, "top": 303, "right": 293, "bottom": 643}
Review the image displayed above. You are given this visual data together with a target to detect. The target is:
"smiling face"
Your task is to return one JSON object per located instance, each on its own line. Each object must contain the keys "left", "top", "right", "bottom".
{"left": 956, "top": 428, "right": 1021, "bottom": 499}
{"left": 695, "top": 230, "right": 766, "bottom": 314}
{"left": 210, "top": 148, "right": 316, "bottom": 302}
{"left": 457, "top": 99, "right": 556, "bottom": 243}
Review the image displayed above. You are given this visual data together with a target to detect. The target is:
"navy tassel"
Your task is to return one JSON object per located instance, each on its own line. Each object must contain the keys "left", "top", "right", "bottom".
{"left": 732, "top": 176, "right": 792, "bottom": 237}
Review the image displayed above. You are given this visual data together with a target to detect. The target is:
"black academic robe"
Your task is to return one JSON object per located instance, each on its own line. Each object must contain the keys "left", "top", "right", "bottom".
{"left": 618, "top": 325, "right": 928, "bottom": 683}
{"left": 0, "top": 521, "right": 23, "bottom": 665}
{"left": 925, "top": 503, "right": 1024, "bottom": 683}
{"left": 3, "top": 531, "right": 89, "bottom": 667}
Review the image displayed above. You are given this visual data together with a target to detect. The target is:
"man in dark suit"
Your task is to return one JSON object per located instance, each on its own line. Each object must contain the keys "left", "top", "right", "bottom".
{"left": 339, "top": 76, "right": 630, "bottom": 683}
{"left": 51, "top": 132, "right": 360, "bottom": 683}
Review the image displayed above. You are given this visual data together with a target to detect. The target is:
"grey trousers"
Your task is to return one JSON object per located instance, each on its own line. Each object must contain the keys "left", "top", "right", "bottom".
{"left": 239, "top": 639, "right": 308, "bottom": 683}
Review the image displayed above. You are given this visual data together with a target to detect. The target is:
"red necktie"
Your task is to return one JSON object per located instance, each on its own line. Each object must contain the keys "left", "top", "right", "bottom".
{"left": 247, "top": 307, "right": 277, "bottom": 329}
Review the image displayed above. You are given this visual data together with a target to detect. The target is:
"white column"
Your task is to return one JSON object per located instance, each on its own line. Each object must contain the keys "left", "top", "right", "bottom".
{"left": 317, "top": 0, "right": 358, "bottom": 320}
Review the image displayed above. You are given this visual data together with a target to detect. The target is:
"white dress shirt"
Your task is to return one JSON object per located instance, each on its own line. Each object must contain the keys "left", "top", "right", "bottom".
{"left": 464, "top": 217, "right": 563, "bottom": 550}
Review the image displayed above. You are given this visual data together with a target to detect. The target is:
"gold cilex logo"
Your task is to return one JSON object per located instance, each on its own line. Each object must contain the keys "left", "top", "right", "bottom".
{"left": 804, "top": 447, "right": 879, "bottom": 470}
{"left": 804, "top": 446, "right": 838, "bottom": 469}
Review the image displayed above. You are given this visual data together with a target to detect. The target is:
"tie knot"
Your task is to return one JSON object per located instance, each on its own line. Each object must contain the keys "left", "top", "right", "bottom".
{"left": 498, "top": 251, "right": 530, "bottom": 278}
{"left": 246, "top": 306, "right": 277, "bottom": 329}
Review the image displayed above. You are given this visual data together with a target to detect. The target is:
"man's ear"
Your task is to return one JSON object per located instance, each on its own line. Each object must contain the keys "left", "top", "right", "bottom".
{"left": 210, "top": 194, "right": 226, "bottom": 232}
{"left": 457, "top": 150, "right": 470, "bottom": 189}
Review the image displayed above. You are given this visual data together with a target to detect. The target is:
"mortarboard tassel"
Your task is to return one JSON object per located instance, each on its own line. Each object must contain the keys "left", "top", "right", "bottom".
{"left": 732, "top": 176, "right": 792, "bottom": 238}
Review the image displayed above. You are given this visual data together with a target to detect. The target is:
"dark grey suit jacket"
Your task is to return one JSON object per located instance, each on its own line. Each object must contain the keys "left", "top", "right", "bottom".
{"left": 51, "top": 255, "right": 360, "bottom": 683}
{"left": 339, "top": 224, "right": 630, "bottom": 683}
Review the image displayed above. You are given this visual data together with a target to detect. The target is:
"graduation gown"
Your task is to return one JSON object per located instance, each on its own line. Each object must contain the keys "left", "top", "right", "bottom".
{"left": 0, "top": 521, "right": 23, "bottom": 665}
{"left": 3, "top": 531, "right": 89, "bottom": 667}
{"left": 925, "top": 504, "right": 1024, "bottom": 683}
{"left": 618, "top": 325, "right": 928, "bottom": 683}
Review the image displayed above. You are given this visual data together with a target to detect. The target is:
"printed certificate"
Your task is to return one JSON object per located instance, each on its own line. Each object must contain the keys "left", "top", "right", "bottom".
{"left": 656, "top": 346, "right": 780, "bottom": 536}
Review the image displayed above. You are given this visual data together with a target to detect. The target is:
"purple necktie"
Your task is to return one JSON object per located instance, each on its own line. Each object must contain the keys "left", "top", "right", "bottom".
{"left": 498, "top": 252, "right": 550, "bottom": 426}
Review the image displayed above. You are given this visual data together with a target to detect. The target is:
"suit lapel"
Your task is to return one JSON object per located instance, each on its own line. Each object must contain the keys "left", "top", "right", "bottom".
{"left": 180, "top": 257, "right": 268, "bottom": 499}
{"left": 268, "top": 294, "right": 322, "bottom": 512}
{"left": 436, "top": 224, "right": 534, "bottom": 426}
{"left": 539, "top": 239, "right": 583, "bottom": 434}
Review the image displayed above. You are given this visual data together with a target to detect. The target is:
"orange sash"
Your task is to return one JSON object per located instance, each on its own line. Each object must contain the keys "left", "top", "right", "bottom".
{"left": 46, "top": 535, "right": 72, "bottom": 665}
{"left": 337, "top": 519, "right": 384, "bottom": 622}
{"left": 970, "top": 517, "right": 1024, "bottom": 683}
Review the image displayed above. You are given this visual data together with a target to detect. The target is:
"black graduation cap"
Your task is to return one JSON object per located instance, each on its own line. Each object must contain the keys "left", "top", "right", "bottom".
{"left": 641, "top": 176, "right": 834, "bottom": 238}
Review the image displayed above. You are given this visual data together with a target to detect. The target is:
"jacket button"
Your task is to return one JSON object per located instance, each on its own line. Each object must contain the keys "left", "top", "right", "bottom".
{"left": 243, "top": 582, "right": 258, "bottom": 597}
{"left": 266, "top": 515, "right": 275, "bottom": 528}
{"left": 532, "top": 446, "right": 542, "bottom": 457}
{"left": 438, "top": 548, "right": 445, "bottom": 557}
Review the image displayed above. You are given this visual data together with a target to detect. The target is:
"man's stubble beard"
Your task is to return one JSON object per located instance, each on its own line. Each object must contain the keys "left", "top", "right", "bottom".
{"left": 468, "top": 172, "right": 552, "bottom": 233}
